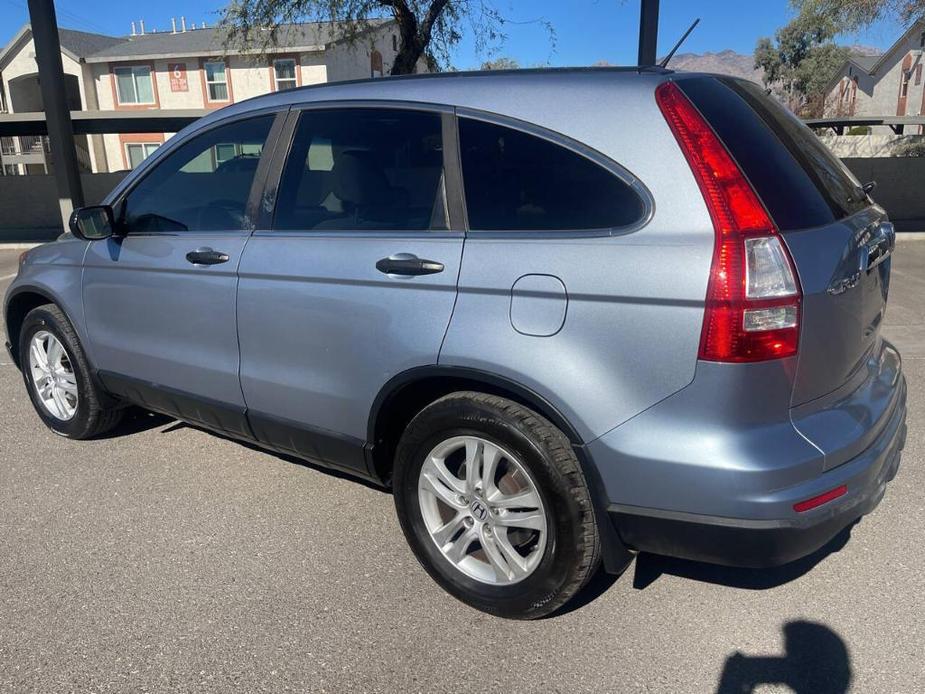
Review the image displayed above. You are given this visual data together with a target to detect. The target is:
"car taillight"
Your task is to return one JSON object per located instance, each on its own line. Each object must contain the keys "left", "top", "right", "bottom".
{"left": 656, "top": 81, "right": 802, "bottom": 363}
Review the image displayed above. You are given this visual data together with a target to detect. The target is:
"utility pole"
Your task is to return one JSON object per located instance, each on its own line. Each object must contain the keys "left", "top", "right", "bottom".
{"left": 637, "top": 0, "right": 660, "bottom": 66}
{"left": 27, "top": 0, "right": 84, "bottom": 229}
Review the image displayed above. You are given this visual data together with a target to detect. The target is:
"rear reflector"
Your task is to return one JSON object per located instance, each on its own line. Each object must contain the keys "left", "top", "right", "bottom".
{"left": 655, "top": 81, "right": 802, "bottom": 363}
{"left": 793, "top": 485, "right": 847, "bottom": 513}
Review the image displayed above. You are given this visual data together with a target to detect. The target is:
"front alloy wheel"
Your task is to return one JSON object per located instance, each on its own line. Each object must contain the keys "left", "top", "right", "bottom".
{"left": 28, "top": 330, "right": 79, "bottom": 421}
{"left": 19, "top": 304, "right": 123, "bottom": 439}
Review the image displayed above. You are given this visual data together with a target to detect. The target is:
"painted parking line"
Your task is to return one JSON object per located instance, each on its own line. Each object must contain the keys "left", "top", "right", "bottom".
{"left": 0, "top": 273, "right": 17, "bottom": 282}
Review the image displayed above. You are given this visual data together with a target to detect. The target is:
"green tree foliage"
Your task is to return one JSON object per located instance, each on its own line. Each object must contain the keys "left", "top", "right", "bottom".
{"left": 479, "top": 57, "right": 521, "bottom": 70}
{"left": 754, "top": 12, "right": 849, "bottom": 115}
{"left": 220, "top": 0, "right": 553, "bottom": 76}
{"left": 793, "top": 0, "right": 925, "bottom": 32}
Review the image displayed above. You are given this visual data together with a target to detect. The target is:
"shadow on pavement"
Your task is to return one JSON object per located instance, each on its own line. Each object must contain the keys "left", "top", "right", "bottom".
{"left": 631, "top": 523, "right": 855, "bottom": 590}
{"left": 95, "top": 407, "right": 174, "bottom": 439}
{"left": 716, "top": 621, "right": 851, "bottom": 694}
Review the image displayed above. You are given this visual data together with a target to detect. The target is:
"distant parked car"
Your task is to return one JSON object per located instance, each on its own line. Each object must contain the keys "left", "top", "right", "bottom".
{"left": 4, "top": 68, "right": 907, "bottom": 619}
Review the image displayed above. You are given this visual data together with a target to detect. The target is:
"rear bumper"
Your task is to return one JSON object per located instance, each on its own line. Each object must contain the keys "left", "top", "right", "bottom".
{"left": 587, "top": 345, "right": 907, "bottom": 569}
{"left": 608, "top": 408, "right": 905, "bottom": 567}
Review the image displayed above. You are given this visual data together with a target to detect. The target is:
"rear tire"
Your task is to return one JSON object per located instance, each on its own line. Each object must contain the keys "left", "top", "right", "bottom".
{"left": 393, "top": 392, "right": 600, "bottom": 619}
{"left": 19, "top": 304, "right": 123, "bottom": 439}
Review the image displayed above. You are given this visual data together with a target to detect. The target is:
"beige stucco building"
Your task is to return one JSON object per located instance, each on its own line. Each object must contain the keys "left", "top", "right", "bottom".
{"left": 825, "top": 19, "right": 925, "bottom": 124}
{"left": 0, "top": 19, "right": 403, "bottom": 174}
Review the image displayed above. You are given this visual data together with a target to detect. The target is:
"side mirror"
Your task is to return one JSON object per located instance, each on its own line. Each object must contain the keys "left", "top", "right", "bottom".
{"left": 69, "top": 205, "right": 115, "bottom": 240}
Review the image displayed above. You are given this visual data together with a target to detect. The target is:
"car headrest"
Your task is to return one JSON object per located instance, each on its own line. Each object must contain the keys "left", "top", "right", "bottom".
{"left": 331, "top": 150, "right": 391, "bottom": 206}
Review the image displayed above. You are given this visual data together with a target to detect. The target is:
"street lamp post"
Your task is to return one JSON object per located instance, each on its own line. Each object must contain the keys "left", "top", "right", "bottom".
{"left": 638, "top": 0, "right": 660, "bottom": 67}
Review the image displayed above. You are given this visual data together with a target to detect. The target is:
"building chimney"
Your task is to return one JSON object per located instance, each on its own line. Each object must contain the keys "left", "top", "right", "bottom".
{"left": 171, "top": 17, "right": 177, "bottom": 33}
{"left": 130, "top": 21, "right": 136, "bottom": 37}
{"left": 181, "top": 16, "right": 187, "bottom": 32}
{"left": 139, "top": 19, "right": 145, "bottom": 35}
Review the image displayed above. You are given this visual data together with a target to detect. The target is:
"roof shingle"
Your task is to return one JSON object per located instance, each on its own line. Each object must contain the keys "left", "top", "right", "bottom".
{"left": 58, "top": 27, "right": 128, "bottom": 58}
{"left": 84, "top": 20, "right": 392, "bottom": 62}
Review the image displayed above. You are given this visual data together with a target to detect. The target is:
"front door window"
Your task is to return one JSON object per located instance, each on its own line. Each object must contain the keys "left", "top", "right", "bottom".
{"left": 120, "top": 115, "right": 273, "bottom": 232}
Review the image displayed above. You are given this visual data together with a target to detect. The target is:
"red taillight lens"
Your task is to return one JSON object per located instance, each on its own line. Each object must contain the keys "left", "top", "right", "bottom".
{"left": 656, "top": 81, "right": 802, "bottom": 363}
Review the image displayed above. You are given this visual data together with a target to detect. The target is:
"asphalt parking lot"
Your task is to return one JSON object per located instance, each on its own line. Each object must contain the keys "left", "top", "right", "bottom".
{"left": 0, "top": 241, "right": 923, "bottom": 693}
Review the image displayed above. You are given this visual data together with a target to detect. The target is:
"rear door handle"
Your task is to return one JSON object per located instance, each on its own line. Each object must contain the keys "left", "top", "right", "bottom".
{"left": 186, "top": 248, "right": 230, "bottom": 266}
{"left": 376, "top": 253, "right": 445, "bottom": 277}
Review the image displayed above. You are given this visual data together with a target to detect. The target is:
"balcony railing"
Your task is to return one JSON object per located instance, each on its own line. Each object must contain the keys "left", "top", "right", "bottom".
{"left": 1, "top": 135, "right": 52, "bottom": 156}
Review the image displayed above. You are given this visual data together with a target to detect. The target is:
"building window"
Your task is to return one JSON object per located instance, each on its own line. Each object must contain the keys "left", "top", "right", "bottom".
{"left": 204, "top": 61, "right": 229, "bottom": 102}
{"left": 273, "top": 59, "right": 298, "bottom": 90}
{"left": 215, "top": 143, "right": 238, "bottom": 164}
{"left": 901, "top": 69, "right": 911, "bottom": 97}
{"left": 125, "top": 142, "right": 160, "bottom": 169}
{"left": 916, "top": 64, "right": 923, "bottom": 87}
{"left": 114, "top": 66, "right": 155, "bottom": 105}
{"left": 392, "top": 34, "right": 398, "bottom": 52}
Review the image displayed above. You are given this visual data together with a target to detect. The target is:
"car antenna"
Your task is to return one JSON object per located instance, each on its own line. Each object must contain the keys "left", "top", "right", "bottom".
{"left": 658, "top": 18, "right": 701, "bottom": 68}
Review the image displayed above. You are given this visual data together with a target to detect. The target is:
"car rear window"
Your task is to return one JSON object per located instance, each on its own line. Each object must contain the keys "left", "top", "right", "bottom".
{"left": 678, "top": 77, "right": 869, "bottom": 232}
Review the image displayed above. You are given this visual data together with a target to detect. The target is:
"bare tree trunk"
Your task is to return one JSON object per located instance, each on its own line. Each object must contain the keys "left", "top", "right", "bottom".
{"left": 385, "top": 0, "right": 450, "bottom": 75}
{"left": 391, "top": 40, "right": 423, "bottom": 74}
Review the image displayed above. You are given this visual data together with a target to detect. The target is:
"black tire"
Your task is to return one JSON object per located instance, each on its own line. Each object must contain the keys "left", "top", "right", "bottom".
{"left": 19, "top": 304, "right": 123, "bottom": 439}
{"left": 393, "top": 392, "right": 601, "bottom": 619}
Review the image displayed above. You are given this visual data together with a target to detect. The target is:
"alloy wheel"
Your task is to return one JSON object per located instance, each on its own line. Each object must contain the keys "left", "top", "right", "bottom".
{"left": 28, "top": 330, "right": 79, "bottom": 421}
{"left": 417, "top": 435, "right": 547, "bottom": 585}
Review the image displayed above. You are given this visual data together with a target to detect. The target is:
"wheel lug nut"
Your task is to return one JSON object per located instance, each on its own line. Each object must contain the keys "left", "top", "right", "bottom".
{"left": 463, "top": 517, "right": 474, "bottom": 528}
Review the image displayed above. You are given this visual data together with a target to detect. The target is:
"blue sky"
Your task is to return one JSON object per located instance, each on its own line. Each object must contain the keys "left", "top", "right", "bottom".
{"left": 0, "top": 0, "right": 907, "bottom": 67}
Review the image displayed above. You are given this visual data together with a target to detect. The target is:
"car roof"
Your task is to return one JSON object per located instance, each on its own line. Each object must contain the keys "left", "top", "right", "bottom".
{"left": 196, "top": 66, "right": 677, "bottom": 124}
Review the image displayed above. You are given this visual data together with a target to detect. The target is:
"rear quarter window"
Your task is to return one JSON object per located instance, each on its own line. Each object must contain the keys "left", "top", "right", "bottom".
{"left": 458, "top": 117, "right": 646, "bottom": 232}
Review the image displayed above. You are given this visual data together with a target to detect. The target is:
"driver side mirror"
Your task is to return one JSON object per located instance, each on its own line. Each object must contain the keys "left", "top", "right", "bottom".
{"left": 69, "top": 205, "right": 115, "bottom": 240}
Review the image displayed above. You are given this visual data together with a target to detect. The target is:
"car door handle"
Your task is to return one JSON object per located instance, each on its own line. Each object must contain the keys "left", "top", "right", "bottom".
{"left": 186, "top": 248, "right": 230, "bottom": 266}
{"left": 376, "top": 254, "right": 445, "bottom": 276}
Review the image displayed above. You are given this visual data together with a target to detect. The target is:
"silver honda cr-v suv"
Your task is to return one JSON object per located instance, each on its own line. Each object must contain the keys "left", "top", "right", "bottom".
{"left": 4, "top": 68, "right": 907, "bottom": 619}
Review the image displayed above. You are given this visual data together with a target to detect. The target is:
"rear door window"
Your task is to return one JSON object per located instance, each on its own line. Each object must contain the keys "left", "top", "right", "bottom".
{"left": 458, "top": 118, "right": 646, "bottom": 232}
{"left": 273, "top": 108, "right": 446, "bottom": 231}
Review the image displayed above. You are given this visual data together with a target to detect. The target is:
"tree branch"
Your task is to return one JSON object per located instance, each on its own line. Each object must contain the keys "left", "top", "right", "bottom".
{"left": 421, "top": 0, "right": 452, "bottom": 43}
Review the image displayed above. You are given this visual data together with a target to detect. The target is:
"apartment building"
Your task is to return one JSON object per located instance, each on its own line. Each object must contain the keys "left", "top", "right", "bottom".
{"left": 0, "top": 19, "right": 402, "bottom": 174}
{"left": 825, "top": 19, "right": 925, "bottom": 124}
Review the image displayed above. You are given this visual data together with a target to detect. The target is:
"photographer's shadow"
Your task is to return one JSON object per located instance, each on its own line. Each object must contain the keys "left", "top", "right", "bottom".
{"left": 716, "top": 621, "right": 851, "bottom": 694}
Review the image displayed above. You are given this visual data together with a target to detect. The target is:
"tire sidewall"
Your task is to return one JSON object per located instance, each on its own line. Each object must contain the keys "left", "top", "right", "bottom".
{"left": 394, "top": 398, "right": 589, "bottom": 618}
{"left": 19, "top": 308, "right": 95, "bottom": 438}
